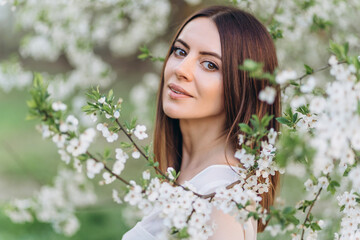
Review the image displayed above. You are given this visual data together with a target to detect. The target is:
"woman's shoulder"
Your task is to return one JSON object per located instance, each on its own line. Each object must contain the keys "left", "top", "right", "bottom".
{"left": 188, "top": 164, "right": 243, "bottom": 195}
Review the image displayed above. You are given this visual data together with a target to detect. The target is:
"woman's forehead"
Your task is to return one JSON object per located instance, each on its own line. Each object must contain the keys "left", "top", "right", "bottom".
{"left": 177, "top": 17, "right": 221, "bottom": 56}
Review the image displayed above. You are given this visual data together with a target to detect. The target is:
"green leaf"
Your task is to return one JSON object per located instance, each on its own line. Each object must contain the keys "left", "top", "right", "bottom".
{"left": 239, "top": 59, "right": 263, "bottom": 72}
{"left": 108, "top": 126, "right": 120, "bottom": 132}
{"left": 261, "top": 72, "right": 276, "bottom": 83}
{"left": 329, "top": 40, "right": 348, "bottom": 61}
{"left": 247, "top": 211, "right": 259, "bottom": 220}
{"left": 311, "top": 14, "right": 332, "bottom": 32}
{"left": 249, "top": 115, "right": 260, "bottom": 130}
{"left": 26, "top": 99, "right": 37, "bottom": 108}
{"left": 282, "top": 206, "right": 296, "bottom": 215}
{"left": 130, "top": 117, "right": 137, "bottom": 129}
{"left": 343, "top": 164, "right": 354, "bottom": 176}
{"left": 287, "top": 215, "right": 300, "bottom": 225}
{"left": 81, "top": 104, "right": 97, "bottom": 114}
{"left": 77, "top": 154, "right": 89, "bottom": 161}
{"left": 292, "top": 113, "right": 298, "bottom": 123}
{"left": 304, "top": 64, "right": 314, "bottom": 74}
{"left": 327, "top": 180, "right": 340, "bottom": 195}
{"left": 85, "top": 92, "right": 98, "bottom": 101}
{"left": 260, "top": 114, "right": 273, "bottom": 128}
{"left": 310, "top": 222, "right": 322, "bottom": 231}
{"left": 138, "top": 53, "right": 149, "bottom": 60}
{"left": 268, "top": 22, "right": 284, "bottom": 40}
{"left": 296, "top": 105, "right": 310, "bottom": 115}
{"left": 142, "top": 145, "right": 151, "bottom": 157}
{"left": 340, "top": 205, "right": 345, "bottom": 212}
{"left": 276, "top": 117, "right": 291, "bottom": 125}
{"left": 103, "top": 104, "right": 112, "bottom": 114}
{"left": 104, "top": 148, "right": 111, "bottom": 158}
{"left": 299, "top": 0, "right": 316, "bottom": 10}
{"left": 239, "top": 123, "right": 252, "bottom": 134}
{"left": 120, "top": 142, "right": 133, "bottom": 149}
{"left": 176, "top": 227, "right": 189, "bottom": 238}
{"left": 107, "top": 89, "right": 114, "bottom": 102}
{"left": 124, "top": 121, "right": 131, "bottom": 131}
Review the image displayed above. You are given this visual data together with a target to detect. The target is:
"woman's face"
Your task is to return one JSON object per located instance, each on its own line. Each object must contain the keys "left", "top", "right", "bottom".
{"left": 162, "top": 17, "right": 224, "bottom": 120}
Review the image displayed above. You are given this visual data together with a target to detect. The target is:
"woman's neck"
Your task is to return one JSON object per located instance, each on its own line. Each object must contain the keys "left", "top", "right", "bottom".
{"left": 179, "top": 114, "right": 231, "bottom": 170}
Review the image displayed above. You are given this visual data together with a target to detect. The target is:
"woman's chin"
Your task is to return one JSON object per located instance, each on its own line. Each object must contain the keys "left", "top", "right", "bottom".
{"left": 163, "top": 108, "right": 182, "bottom": 119}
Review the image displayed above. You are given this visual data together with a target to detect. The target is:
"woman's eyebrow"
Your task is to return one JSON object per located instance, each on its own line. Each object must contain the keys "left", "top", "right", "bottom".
{"left": 175, "top": 38, "right": 222, "bottom": 61}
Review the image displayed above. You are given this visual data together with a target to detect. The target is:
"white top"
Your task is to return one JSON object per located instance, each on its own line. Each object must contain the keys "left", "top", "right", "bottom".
{"left": 122, "top": 165, "right": 257, "bottom": 240}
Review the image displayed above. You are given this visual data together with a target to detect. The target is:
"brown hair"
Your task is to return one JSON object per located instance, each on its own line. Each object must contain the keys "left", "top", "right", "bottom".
{"left": 154, "top": 5, "right": 281, "bottom": 232}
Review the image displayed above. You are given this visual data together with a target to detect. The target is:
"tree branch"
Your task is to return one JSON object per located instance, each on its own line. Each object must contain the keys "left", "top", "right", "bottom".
{"left": 281, "top": 60, "right": 346, "bottom": 92}
{"left": 115, "top": 119, "right": 177, "bottom": 184}
{"left": 300, "top": 185, "right": 324, "bottom": 239}
{"left": 86, "top": 151, "right": 131, "bottom": 186}
{"left": 266, "top": 0, "right": 282, "bottom": 25}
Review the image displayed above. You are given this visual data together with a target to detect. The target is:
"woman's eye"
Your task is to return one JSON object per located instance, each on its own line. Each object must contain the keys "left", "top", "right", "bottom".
{"left": 173, "top": 47, "right": 186, "bottom": 57}
{"left": 202, "top": 61, "right": 218, "bottom": 71}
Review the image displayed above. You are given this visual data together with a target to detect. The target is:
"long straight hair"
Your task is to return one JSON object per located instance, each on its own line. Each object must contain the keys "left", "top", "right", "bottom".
{"left": 153, "top": 5, "right": 281, "bottom": 232}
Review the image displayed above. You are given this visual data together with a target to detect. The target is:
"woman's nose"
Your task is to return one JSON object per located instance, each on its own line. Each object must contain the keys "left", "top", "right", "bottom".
{"left": 174, "top": 55, "right": 195, "bottom": 82}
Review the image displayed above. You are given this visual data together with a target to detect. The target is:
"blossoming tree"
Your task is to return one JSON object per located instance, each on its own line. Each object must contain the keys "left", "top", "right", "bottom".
{"left": 1, "top": 0, "right": 360, "bottom": 239}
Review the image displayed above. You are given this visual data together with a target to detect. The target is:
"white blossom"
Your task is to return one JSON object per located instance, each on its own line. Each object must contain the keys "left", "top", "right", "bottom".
{"left": 86, "top": 159, "right": 104, "bottom": 179}
{"left": 98, "top": 97, "right": 106, "bottom": 104}
{"left": 259, "top": 86, "right": 276, "bottom": 104}
{"left": 267, "top": 128, "right": 277, "bottom": 145}
{"left": 276, "top": 70, "right": 297, "bottom": 85}
{"left": 309, "top": 97, "right": 326, "bottom": 114}
{"left": 142, "top": 170, "right": 150, "bottom": 180}
{"left": 124, "top": 182, "right": 143, "bottom": 206}
{"left": 132, "top": 150, "right": 141, "bottom": 159}
{"left": 52, "top": 101, "right": 67, "bottom": 111}
{"left": 100, "top": 172, "right": 116, "bottom": 185}
{"left": 115, "top": 148, "right": 129, "bottom": 162}
{"left": 114, "top": 110, "right": 120, "bottom": 119}
{"left": 300, "top": 76, "right": 316, "bottom": 93}
{"left": 328, "top": 55, "right": 338, "bottom": 66}
{"left": 166, "top": 167, "right": 176, "bottom": 180}
{"left": 112, "top": 160, "right": 125, "bottom": 175}
{"left": 238, "top": 134, "right": 244, "bottom": 145}
{"left": 290, "top": 96, "right": 306, "bottom": 109}
{"left": 134, "top": 125, "right": 148, "bottom": 140}
{"left": 112, "top": 189, "right": 123, "bottom": 204}
{"left": 90, "top": 112, "right": 97, "bottom": 122}
{"left": 6, "top": 169, "right": 96, "bottom": 236}
{"left": 105, "top": 131, "right": 118, "bottom": 142}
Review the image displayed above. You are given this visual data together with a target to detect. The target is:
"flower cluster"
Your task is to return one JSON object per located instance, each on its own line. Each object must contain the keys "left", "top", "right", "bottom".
{"left": 308, "top": 56, "right": 360, "bottom": 176}
{"left": 336, "top": 191, "right": 360, "bottom": 239}
{"left": 123, "top": 176, "right": 215, "bottom": 240}
{"left": 5, "top": 169, "right": 96, "bottom": 236}
{"left": 0, "top": 0, "right": 171, "bottom": 99}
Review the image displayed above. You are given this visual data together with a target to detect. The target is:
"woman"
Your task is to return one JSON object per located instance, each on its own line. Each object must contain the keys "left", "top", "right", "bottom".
{"left": 123, "top": 5, "right": 280, "bottom": 240}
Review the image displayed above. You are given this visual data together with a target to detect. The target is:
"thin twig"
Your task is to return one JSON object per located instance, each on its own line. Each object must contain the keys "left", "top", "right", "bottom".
{"left": 300, "top": 185, "right": 324, "bottom": 239}
{"left": 86, "top": 151, "right": 131, "bottom": 186}
{"left": 266, "top": 0, "right": 282, "bottom": 25}
{"left": 40, "top": 108, "right": 132, "bottom": 186}
{"left": 115, "top": 119, "right": 175, "bottom": 183}
{"left": 281, "top": 60, "right": 346, "bottom": 92}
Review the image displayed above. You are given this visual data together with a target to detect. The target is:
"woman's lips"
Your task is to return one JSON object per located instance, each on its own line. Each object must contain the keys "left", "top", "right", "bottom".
{"left": 168, "top": 83, "right": 193, "bottom": 99}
